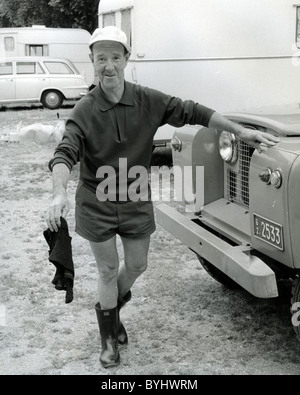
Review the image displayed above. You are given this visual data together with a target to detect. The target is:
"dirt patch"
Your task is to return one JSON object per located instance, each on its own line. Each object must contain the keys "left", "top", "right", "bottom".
{"left": 0, "top": 106, "right": 300, "bottom": 375}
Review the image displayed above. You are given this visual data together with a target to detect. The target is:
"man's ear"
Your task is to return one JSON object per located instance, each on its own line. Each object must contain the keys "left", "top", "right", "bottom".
{"left": 125, "top": 52, "right": 131, "bottom": 63}
{"left": 89, "top": 52, "right": 94, "bottom": 63}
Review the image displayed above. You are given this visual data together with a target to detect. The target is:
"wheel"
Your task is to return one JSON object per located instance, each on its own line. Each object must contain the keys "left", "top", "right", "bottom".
{"left": 41, "top": 90, "right": 63, "bottom": 109}
{"left": 197, "top": 254, "right": 240, "bottom": 289}
{"left": 291, "top": 276, "right": 300, "bottom": 342}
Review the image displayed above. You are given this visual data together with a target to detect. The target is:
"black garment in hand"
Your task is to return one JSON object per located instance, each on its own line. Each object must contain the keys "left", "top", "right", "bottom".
{"left": 43, "top": 217, "right": 74, "bottom": 304}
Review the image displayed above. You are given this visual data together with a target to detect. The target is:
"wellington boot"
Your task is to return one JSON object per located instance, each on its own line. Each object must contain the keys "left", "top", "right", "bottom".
{"left": 117, "top": 290, "right": 132, "bottom": 345}
{"left": 95, "top": 303, "right": 120, "bottom": 368}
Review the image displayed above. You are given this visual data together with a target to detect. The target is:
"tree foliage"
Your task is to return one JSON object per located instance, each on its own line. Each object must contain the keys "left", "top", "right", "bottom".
{"left": 0, "top": 0, "right": 99, "bottom": 33}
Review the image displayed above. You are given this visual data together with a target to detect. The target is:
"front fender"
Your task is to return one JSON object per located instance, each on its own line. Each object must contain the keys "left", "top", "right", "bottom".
{"left": 289, "top": 155, "right": 300, "bottom": 269}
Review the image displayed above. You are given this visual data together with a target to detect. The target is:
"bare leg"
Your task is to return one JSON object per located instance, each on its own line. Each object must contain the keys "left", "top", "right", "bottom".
{"left": 118, "top": 236, "right": 150, "bottom": 298}
{"left": 90, "top": 236, "right": 120, "bottom": 310}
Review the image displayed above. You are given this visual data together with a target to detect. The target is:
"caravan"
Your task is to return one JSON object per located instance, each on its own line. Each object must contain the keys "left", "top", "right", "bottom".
{"left": 0, "top": 26, "right": 94, "bottom": 85}
{"left": 98, "top": 0, "right": 300, "bottom": 143}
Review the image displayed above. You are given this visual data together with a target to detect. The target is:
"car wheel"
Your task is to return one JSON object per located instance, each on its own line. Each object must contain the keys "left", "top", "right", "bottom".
{"left": 291, "top": 276, "right": 300, "bottom": 342}
{"left": 41, "top": 91, "right": 63, "bottom": 109}
{"left": 197, "top": 254, "right": 240, "bottom": 289}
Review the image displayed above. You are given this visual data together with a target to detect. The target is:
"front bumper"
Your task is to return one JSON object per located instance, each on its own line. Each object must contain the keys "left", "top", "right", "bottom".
{"left": 156, "top": 203, "right": 278, "bottom": 298}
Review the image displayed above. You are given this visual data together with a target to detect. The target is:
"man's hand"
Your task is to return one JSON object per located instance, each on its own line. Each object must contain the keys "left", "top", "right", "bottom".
{"left": 46, "top": 163, "right": 71, "bottom": 232}
{"left": 47, "top": 191, "right": 69, "bottom": 232}
{"left": 46, "top": 192, "right": 69, "bottom": 232}
{"left": 238, "top": 127, "right": 280, "bottom": 153}
{"left": 208, "top": 113, "right": 280, "bottom": 153}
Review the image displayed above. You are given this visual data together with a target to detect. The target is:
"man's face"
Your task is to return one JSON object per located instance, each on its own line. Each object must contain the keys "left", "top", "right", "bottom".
{"left": 90, "top": 41, "right": 130, "bottom": 91}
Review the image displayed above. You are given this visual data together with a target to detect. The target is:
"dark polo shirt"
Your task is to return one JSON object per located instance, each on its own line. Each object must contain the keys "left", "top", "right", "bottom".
{"left": 49, "top": 81, "right": 215, "bottom": 198}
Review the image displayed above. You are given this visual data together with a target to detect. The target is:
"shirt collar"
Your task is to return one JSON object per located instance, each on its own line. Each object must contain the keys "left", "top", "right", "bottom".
{"left": 96, "top": 81, "right": 134, "bottom": 111}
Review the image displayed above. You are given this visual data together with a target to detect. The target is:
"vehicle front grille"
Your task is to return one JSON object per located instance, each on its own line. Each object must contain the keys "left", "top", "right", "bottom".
{"left": 225, "top": 139, "right": 255, "bottom": 208}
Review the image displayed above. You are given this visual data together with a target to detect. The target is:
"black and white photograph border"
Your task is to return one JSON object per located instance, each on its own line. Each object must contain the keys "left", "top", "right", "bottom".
{"left": 1, "top": 0, "right": 300, "bottom": 376}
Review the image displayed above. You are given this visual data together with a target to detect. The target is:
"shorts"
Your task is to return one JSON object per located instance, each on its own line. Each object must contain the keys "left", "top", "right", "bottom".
{"left": 75, "top": 182, "right": 156, "bottom": 242}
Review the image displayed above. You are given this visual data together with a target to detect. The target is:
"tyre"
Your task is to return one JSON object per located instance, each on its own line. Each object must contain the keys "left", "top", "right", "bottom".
{"left": 197, "top": 254, "right": 240, "bottom": 289}
{"left": 41, "top": 90, "right": 64, "bottom": 109}
{"left": 291, "top": 276, "right": 300, "bottom": 342}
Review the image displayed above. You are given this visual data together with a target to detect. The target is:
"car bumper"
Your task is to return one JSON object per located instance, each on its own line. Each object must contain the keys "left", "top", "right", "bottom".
{"left": 155, "top": 203, "right": 279, "bottom": 298}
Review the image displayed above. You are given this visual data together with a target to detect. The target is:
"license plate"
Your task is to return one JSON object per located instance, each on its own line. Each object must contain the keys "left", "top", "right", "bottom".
{"left": 253, "top": 214, "right": 284, "bottom": 251}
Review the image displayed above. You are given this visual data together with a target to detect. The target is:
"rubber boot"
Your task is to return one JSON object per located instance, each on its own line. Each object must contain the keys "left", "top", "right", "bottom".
{"left": 117, "top": 290, "right": 132, "bottom": 345}
{"left": 95, "top": 304, "right": 120, "bottom": 368}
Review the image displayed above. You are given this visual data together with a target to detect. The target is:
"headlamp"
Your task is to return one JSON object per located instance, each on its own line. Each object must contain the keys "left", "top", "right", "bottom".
{"left": 219, "top": 131, "right": 238, "bottom": 164}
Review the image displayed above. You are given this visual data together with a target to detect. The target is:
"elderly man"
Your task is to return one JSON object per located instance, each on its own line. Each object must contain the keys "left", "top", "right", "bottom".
{"left": 46, "top": 26, "right": 279, "bottom": 368}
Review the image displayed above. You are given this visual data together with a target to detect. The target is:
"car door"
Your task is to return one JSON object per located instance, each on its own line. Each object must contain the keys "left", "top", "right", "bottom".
{"left": 15, "top": 60, "right": 49, "bottom": 101}
{"left": 0, "top": 61, "right": 15, "bottom": 101}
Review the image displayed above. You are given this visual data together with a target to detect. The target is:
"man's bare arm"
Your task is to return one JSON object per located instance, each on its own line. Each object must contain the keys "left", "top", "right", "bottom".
{"left": 208, "top": 112, "right": 280, "bottom": 153}
{"left": 47, "top": 163, "right": 70, "bottom": 232}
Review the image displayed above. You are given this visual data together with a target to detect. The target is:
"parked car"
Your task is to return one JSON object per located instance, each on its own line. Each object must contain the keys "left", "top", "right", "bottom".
{"left": 156, "top": 111, "right": 300, "bottom": 342}
{"left": 0, "top": 57, "right": 89, "bottom": 109}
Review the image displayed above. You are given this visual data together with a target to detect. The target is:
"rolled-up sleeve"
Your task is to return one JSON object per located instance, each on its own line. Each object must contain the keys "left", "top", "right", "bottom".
{"left": 48, "top": 120, "right": 85, "bottom": 172}
{"left": 161, "top": 96, "right": 215, "bottom": 128}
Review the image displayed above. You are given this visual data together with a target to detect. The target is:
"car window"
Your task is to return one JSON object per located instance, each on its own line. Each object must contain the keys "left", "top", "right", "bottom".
{"left": 43, "top": 61, "right": 74, "bottom": 74}
{"left": 16, "top": 62, "right": 45, "bottom": 74}
{"left": 0, "top": 62, "right": 13, "bottom": 75}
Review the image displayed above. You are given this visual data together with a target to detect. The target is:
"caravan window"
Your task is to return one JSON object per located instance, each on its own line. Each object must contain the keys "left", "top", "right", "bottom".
{"left": 16, "top": 62, "right": 45, "bottom": 75}
{"left": 0, "top": 62, "right": 13, "bottom": 75}
{"left": 25, "top": 44, "right": 49, "bottom": 56}
{"left": 121, "top": 9, "right": 131, "bottom": 47}
{"left": 103, "top": 12, "right": 116, "bottom": 26}
{"left": 296, "top": 6, "right": 300, "bottom": 47}
{"left": 101, "top": 8, "right": 132, "bottom": 48}
{"left": 4, "top": 37, "right": 15, "bottom": 52}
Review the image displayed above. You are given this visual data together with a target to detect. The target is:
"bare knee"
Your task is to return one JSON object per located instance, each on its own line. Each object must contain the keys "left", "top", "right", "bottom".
{"left": 121, "top": 236, "right": 150, "bottom": 275}
{"left": 125, "top": 258, "right": 147, "bottom": 275}
{"left": 98, "top": 263, "right": 119, "bottom": 284}
{"left": 90, "top": 238, "right": 119, "bottom": 284}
